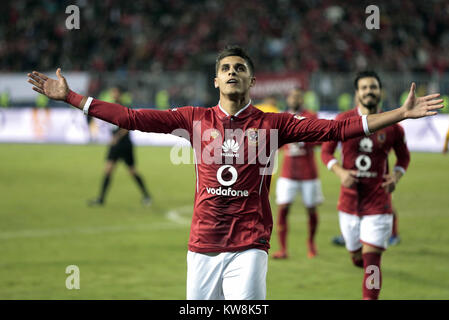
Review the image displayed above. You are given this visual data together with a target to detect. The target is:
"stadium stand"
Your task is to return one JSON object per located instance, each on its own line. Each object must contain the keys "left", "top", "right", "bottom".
{"left": 2, "top": 1, "right": 448, "bottom": 74}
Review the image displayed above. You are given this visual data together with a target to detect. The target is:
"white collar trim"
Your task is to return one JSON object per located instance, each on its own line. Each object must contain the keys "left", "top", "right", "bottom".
{"left": 218, "top": 100, "right": 252, "bottom": 117}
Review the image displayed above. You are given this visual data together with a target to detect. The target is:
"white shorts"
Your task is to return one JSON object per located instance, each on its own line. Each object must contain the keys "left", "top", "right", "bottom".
{"left": 186, "top": 248, "right": 268, "bottom": 300}
{"left": 276, "top": 177, "right": 324, "bottom": 208}
{"left": 339, "top": 211, "right": 393, "bottom": 252}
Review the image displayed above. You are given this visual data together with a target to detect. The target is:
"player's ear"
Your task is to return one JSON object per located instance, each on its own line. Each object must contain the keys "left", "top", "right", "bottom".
{"left": 250, "top": 76, "right": 256, "bottom": 88}
{"left": 214, "top": 77, "right": 219, "bottom": 89}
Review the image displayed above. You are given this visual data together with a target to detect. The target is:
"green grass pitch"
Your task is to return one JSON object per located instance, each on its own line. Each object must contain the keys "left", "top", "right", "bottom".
{"left": 1, "top": 144, "right": 448, "bottom": 299}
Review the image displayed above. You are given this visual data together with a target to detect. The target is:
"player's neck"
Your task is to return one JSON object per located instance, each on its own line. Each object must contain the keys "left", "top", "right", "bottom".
{"left": 219, "top": 95, "right": 251, "bottom": 116}
{"left": 289, "top": 107, "right": 302, "bottom": 114}
{"left": 358, "top": 104, "right": 380, "bottom": 115}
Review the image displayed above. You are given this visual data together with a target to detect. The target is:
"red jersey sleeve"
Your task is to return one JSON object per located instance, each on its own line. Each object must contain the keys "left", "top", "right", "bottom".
{"left": 275, "top": 112, "right": 365, "bottom": 146}
{"left": 86, "top": 98, "right": 194, "bottom": 134}
{"left": 321, "top": 140, "right": 339, "bottom": 170}
{"left": 301, "top": 111, "right": 321, "bottom": 148}
{"left": 392, "top": 124, "right": 410, "bottom": 173}
{"left": 320, "top": 112, "right": 346, "bottom": 170}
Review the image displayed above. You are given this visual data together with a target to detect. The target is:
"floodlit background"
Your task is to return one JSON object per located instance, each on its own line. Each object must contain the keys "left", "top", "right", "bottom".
{"left": 1, "top": 0, "right": 449, "bottom": 299}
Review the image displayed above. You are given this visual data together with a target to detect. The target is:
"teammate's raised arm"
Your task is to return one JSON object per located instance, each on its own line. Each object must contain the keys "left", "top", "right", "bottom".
{"left": 365, "top": 83, "right": 443, "bottom": 134}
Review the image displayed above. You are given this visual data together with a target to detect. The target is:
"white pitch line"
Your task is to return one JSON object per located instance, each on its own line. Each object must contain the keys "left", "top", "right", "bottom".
{"left": 165, "top": 205, "right": 193, "bottom": 226}
{"left": 0, "top": 206, "right": 192, "bottom": 240}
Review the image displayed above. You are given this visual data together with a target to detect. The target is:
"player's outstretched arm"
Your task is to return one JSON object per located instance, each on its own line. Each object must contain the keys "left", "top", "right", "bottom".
{"left": 366, "top": 83, "right": 443, "bottom": 133}
{"left": 27, "top": 69, "right": 194, "bottom": 135}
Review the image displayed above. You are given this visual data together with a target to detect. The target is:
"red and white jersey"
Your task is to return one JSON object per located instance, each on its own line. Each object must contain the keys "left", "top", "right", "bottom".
{"left": 280, "top": 110, "right": 319, "bottom": 181}
{"left": 321, "top": 108, "right": 410, "bottom": 216}
{"left": 83, "top": 96, "right": 366, "bottom": 253}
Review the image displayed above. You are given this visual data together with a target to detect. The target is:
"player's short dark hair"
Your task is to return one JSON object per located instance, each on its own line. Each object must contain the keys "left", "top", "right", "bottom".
{"left": 215, "top": 45, "right": 255, "bottom": 76}
{"left": 354, "top": 71, "right": 382, "bottom": 90}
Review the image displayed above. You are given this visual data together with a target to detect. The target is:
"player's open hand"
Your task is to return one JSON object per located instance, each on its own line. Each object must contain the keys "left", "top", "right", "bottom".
{"left": 27, "top": 68, "right": 69, "bottom": 101}
{"left": 339, "top": 169, "right": 359, "bottom": 188}
{"left": 381, "top": 174, "right": 397, "bottom": 193}
{"left": 402, "top": 83, "right": 444, "bottom": 119}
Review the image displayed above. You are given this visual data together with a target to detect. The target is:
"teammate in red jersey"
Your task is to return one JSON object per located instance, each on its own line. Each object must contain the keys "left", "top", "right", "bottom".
{"left": 273, "top": 88, "right": 323, "bottom": 259}
{"left": 27, "top": 46, "right": 443, "bottom": 300}
{"left": 321, "top": 71, "right": 411, "bottom": 300}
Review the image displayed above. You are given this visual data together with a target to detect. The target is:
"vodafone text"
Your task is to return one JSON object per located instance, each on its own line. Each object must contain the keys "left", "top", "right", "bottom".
{"left": 206, "top": 164, "right": 250, "bottom": 197}
{"left": 206, "top": 186, "right": 249, "bottom": 197}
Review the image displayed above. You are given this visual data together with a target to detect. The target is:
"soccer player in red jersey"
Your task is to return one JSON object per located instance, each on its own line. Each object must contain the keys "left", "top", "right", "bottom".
{"left": 27, "top": 47, "right": 443, "bottom": 300}
{"left": 321, "top": 71, "right": 411, "bottom": 300}
{"left": 273, "top": 88, "right": 323, "bottom": 259}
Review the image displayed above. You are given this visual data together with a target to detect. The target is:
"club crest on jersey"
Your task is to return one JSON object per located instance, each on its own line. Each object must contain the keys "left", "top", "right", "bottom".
{"left": 247, "top": 128, "right": 258, "bottom": 146}
{"left": 359, "top": 137, "right": 373, "bottom": 153}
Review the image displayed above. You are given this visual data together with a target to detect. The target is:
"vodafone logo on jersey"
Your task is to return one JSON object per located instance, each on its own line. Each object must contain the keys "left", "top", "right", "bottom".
{"left": 216, "top": 165, "right": 238, "bottom": 186}
{"left": 355, "top": 137, "right": 377, "bottom": 178}
{"left": 205, "top": 165, "right": 249, "bottom": 197}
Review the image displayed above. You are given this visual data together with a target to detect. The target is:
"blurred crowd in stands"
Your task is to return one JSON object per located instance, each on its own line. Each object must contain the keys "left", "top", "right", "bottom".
{"left": 2, "top": 0, "right": 449, "bottom": 75}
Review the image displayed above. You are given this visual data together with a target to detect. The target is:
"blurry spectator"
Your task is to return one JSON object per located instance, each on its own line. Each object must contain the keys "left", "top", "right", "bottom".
{"left": 303, "top": 90, "right": 320, "bottom": 112}
{"left": 0, "top": 91, "right": 10, "bottom": 107}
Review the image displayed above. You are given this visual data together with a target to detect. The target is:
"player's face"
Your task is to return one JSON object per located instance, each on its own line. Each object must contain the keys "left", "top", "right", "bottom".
{"left": 356, "top": 77, "right": 381, "bottom": 110}
{"left": 214, "top": 56, "right": 255, "bottom": 97}
{"left": 287, "top": 89, "right": 303, "bottom": 111}
{"left": 111, "top": 87, "right": 121, "bottom": 102}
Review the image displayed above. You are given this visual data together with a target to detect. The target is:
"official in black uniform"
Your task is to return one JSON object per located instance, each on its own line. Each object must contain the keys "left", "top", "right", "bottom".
{"left": 88, "top": 87, "right": 151, "bottom": 206}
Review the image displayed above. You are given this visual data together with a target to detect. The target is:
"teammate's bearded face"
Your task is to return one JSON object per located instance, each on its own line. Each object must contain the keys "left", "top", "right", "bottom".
{"left": 356, "top": 77, "right": 381, "bottom": 110}
{"left": 214, "top": 56, "right": 255, "bottom": 98}
{"left": 287, "top": 89, "right": 303, "bottom": 112}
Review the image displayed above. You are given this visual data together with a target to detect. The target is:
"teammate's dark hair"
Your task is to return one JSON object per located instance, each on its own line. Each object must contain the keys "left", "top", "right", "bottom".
{"left": 215, "top": 45, "right": 255, "bottom": 76}
{"left": 354, "top": 71, "right": 382, "bottom": 90}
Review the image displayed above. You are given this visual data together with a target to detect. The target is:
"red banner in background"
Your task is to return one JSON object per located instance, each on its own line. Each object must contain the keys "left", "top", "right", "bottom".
{"left": 250, "top": 72, "right": 309, "bottom": 99}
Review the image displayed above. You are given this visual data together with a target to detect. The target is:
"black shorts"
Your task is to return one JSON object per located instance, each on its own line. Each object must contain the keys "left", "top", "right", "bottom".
{"left": 106, "top": 143, "right": 135, "bottom": 167}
